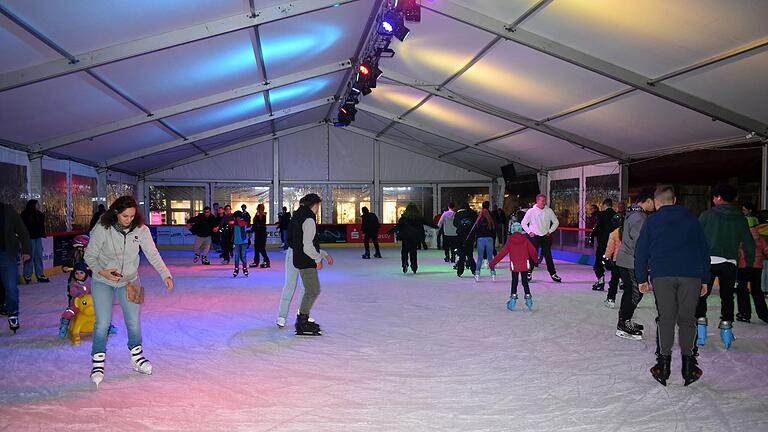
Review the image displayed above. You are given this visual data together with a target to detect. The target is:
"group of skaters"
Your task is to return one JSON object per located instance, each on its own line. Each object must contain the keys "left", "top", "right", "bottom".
{"left": 186, "top": 202, "right": 291, "bottom": 276}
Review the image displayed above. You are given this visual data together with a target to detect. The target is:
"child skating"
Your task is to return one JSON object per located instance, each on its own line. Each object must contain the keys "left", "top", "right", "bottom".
{"left": 232, "top": 211, "right": 249, "bottom": 277}
{"left": 489, "top": 223, "right": 539, "bottom": 311}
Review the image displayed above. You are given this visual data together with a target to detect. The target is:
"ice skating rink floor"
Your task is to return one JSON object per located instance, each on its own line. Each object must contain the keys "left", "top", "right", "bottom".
{"left": 2, "top": 247, "right": 768, "bottom": 431}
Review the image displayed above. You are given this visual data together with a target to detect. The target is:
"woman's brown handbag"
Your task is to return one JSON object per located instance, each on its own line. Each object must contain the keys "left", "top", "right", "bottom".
{"left": 126, "top": 279, "right": 144, "bottom": 304}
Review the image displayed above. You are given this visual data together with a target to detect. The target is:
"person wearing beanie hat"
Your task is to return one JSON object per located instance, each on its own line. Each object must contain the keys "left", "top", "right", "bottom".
{"left": 489, "top": 221, "right": 539, "bottom": 311}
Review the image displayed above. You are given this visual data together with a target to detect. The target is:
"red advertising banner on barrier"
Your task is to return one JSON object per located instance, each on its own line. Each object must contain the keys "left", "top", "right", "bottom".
{"left": 346, "top": 224, "right": 396, "bottom": 243}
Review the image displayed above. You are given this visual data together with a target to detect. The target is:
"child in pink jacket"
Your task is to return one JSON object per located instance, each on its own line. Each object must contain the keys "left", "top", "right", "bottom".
{"left": 490, "top": 223, "right": 539, "bottom": 311}
{"left": 736, "top": 218, "right": 768, "bottom": 323}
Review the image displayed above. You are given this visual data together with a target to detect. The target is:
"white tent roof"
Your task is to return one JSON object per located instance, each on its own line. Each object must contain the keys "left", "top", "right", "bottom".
{"left": 1, "top": 0, "right": 766, "bottom": 177}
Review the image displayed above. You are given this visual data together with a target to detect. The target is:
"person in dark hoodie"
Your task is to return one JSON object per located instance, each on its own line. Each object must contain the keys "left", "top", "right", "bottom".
{"left": 614, "top": 188, "right": 656, "bottom": 340}
{"left": 453, "top": 202, "right": 478, "bottom": 278}
{"left": 186, "top": 206, "right": 216, "bottom": 265}
{"left": 0, "top": 201, "right": 31, "bottom": 333}
{"left": 20, "top": 199, "right": 49, "bottom": 284}
{"left": 591, "top": 198, "right": 616, "bottom": 291}
{"left": 489, "top": 222, "right": 539, "bottom": 311}
{"left": 635, "top": 185, "right": 709, "bottom": 387}
{"left": 393, "top": 203, "right": 436, "bottom": 274}
{"left": 213, "top": 205, "right": 234, "bottom": 265}
{"left": 696, "top": 183, "right": 755, "bottom": 349}
{"left": 361, "top": 206, "right": 381, "bottom": 259}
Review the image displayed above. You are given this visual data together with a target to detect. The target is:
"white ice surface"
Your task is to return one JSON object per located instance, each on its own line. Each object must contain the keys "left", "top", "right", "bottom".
{"left": 1, "top": 248, "right": 767, "bottom": 431}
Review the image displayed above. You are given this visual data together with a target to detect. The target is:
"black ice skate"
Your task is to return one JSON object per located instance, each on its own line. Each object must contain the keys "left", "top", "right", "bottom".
{"left": 592, "top": 276, "right": 605, "bottom": 291}
{"left": 616, "top": 320, "right": 643, "bottom": 340}
{"left": 681, "top": 355, "right": 702, "bottom": 386}
{"left": 260, "top": 261, "right": 270, "bottom": 269}
{"left": 650, "top": 354, "right": 671, "bottom": 387}
{"left": 295, "top": 313, "right": 321, "bottom": 336}
{"left": 362, "top": 253, "right": 371, "bottom": 259}
{"left": 8, "top": 315, "right": 19, "bottom": 334}
{"left": 373, "top": 252, "right": 382, "bottom": 258}
{"left": 201, "top": 256, "right": 210, "bottom": 265}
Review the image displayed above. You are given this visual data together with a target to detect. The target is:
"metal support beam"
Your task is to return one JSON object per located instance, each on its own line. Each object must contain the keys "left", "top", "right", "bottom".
{"left": 358, "top": 105, "right": 542, "bottom": 170}
{"left": 345, "top": 125, "right": 498, "bottom": 178}
{"left": 142, "top": 122, "right": 320, "bottom": 177}
{"left": 0, "top": 0, "right": 359, "bottom": 92}
{"left": 34, "top": 60, "right": 350, "bottom": 152}
{"left": 106, "top": 97, "right": 335, "bottom": 167}
{"left": 273, "top": 137, "right": 281, "bottom": 222}
{"left": 381, "top": 70, "right": 629, "bottom": 161}
{"left": 27, "top": 152, "right": 42, "bottom": 201}
{"left": 619, "top": 163, "right": 629, "bottom": 202}
{"left": 423, "top": 0, "right": 768, "bottom": 137}
{"left": 96, "top": 167, "right": 108, "bottom": 205}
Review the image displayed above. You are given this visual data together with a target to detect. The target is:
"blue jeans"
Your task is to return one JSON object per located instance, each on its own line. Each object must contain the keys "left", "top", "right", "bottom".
{"left": 233, "top": 244, "right": 248, "bottom": 269}
{"left": 280, "top": 229, "right": 289, "bottom": 248}
{"left": 0, "top": 251, "right": 19, "bottom": 314}
{"left": 23, "top": 238, "right": 45, "bottom": 279}
{"left": 476, "top": 236, "right": 496, "bottom": 277}
{"left": 91, "top": 279, "right": 141, "bottom": 355}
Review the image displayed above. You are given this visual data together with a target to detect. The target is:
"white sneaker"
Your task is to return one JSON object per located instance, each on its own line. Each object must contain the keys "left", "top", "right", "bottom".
{"left": 130, "top": 345, "right": 152, "bottom": 375}
{"left": 604, "top": 299, "right": 616, "bottom": 309}
{"left": 491, "top": 273, "right": 496, "bottom": 282}
{"left": 276, "top": 317, "right": 286, "bottom": 328}
{"left": 474, "top": 274, "right": 480, "bottom": 283}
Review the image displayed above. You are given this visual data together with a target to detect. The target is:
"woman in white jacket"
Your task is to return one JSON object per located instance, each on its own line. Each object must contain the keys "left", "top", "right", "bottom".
{"left": 84, "top": 196, "right": 173, "bottom": 388}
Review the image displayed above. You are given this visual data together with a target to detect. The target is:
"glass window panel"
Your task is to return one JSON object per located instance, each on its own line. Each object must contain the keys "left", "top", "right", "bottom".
{"left": 107, "top": 182, "right": 136, "bottom": 207}
{"left": 213, "top": 185, "right": 271, "bottom": 223}
{"left": 439, "top": 186, "right": 489, "bottom": 212}
{"left": 148, "top": 185, "right": 206, "bottom": 225}
{"left": 586, "top": 174, "right": 620, "bottom": 216}
{"left": 332, "top": 185, "right": 370, "bottom": 224}
{"left": 282, "top": 185, "right": 325, "bottom": 224}
{"left": 382, "top": 186, "right": 433, "bottom": 224}
{"left": 550, "top": 178, "right": 579, "bottom": 228}
{"left": 71, "top": 174, "right": 97, "bottom": 231}
{"left": 0, "top": 161, "right": 27, "bottom": 213}
{"left": 42, "top": 169, "right": 67, "bottom": 233}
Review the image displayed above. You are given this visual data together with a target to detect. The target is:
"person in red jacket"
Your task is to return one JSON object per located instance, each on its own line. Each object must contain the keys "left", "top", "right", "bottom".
{"left": 736, "top": 217, "right": 768, "bottom": 323}
{"left": 490, "top": 222, "right": 539, "bottom": 311}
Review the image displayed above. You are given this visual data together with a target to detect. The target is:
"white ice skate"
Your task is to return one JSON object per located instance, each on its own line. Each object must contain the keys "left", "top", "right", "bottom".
{"left": 91, "top": 352, "right": 105, "bottom": 388}
{"left": 130, "top": 345, "right": 153, "bottom": 375}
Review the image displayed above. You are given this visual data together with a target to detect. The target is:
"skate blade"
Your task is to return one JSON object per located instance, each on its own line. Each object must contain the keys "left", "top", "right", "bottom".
{"left": 615, "top": 330, "right": 642, "bottom": 341}
{"left": 295, "top": 331, "right": 322, "bottom": 336}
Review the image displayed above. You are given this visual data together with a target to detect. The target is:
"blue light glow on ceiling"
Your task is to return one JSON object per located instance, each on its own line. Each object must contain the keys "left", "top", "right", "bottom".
{"left": 269, "top": 77, "right": 331, "bottom": 106}
{"left": 186, "top": 44, "right": 258, "bottom": 84}
{"left": 261, "top": 25, "right": 342, "bottom": 66}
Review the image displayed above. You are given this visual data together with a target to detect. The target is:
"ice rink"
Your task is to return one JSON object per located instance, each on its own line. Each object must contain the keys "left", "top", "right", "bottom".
{"left": 2, "top": 247, "right": 767, "bottom": 431}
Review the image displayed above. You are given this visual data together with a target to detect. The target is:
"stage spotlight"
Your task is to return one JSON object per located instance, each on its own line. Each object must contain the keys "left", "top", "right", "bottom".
{"left": 377, "top": 48, "right": 396, "bottom": 58}
{"left": 359, "top": 63, "right": 371, "bottom": 76}
{"left": 394, "top": 23, "right": 410, "bottom": 42}
{"left": 396, "top": 0, "right": 421, "bottom": 22}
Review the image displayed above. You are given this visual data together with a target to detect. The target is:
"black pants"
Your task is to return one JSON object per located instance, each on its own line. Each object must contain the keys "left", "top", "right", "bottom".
{"left": 364, "top": 232, "right": 380, "bottom": 256}
{"left": 697, "top": 262, "right": 737, "bottom": 322}
{"left": 443, "top": 235, "right": 457, "bottom": 261}
{"left": 653, "top": 277, "right": 701, "bottom": 356}
{"left": 220, "top": 232, "right": 233, "bottom": 262}
{"left": 606, "top": 265, "right": 621, "bottom": 301}
{"left": 252, "top": 230, "right": 269, "bottom": 264}
{"left": 593, "top": 241, "right": 608, "bottom": 279}
{"left": 530, "top": 235, "right": 556, "bottom": 275}
{"left": 401, "top": 240, "right": 418, "bottom": 271}
{"left": 456, "top": 240, "right": 476, "bottom": 277}
{"left": 510, "top": 272, "right": 530, "bottom": 296}
{"left": 618, "top": 266, "right": 643, "bottom": 322}
{"left": 736, "top": 267, "right": 768, "bottom": 320}
{"left": 436, "top": 229, "right": 442, "bottom": 249}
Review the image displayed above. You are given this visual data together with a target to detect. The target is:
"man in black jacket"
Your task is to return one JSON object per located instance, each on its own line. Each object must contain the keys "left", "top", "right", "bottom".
{"left": 187, "top": 206, "right": 216, "bottom": 265}
{"left": 361, "top": 207, "right": 381, "bottom": 259}
{"left": 454, "top": 203, "right": 477, "bottom": 278}
{"left": 0, "top": 201, "right": 31, "bottom": 333}
{"left": 591, "top": 198, "right": 616, "bottom": 291}
{"left": 277, "top": 206, "right": 291, "bottom": 250}
{"left": 290, "top": 194, "right": 325, "bottom": 336}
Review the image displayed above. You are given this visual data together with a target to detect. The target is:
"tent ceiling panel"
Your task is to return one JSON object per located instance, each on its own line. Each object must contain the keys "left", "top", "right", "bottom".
{"left": 404, "top": 95, "right": 521, "bottom": 143}
{"left": 163, "top": 93, "right": 267, "bottom": 137}
{"left": 357, "top": 82, "right": 431, "bottom": 117}
{"left": 111, "top": 143, "right": 200, "bottom": 174}
{"left": 447, "top": 40, "right": 627, "bottom": 120}
{"left": 667, "top": 47, "right": 768, "bottom": 124}
{"left": 273, "top": 105, "right": 331, "bottom": 131}
{"left": 345, "top": 110, "right": 391, "bottom": 135}
{"left": 93, "top": 29, "right": 260, "bottom": 111}
{"left": 383, "top": 123, "right": 465, "bottom": 153}
{"left": 483, "top": 129, "right": 605, "bottom": 168}
{"left": 378, "top": 8, "right": 497, "bottom": 85}
{"left": 456, "top": 0, "right": 541, "bottom": 24}
{"left": 269, "top": 70, "right": 345, "bottom": 111}
{"left": 448, "top": 148, "right": 509, "bottom": 176}
{"left": 550, "top": 92, "right": 743, "bottom": 155}
{"left": 0, "top": 0, "right": 246, "bottom": 54}
{"left": 520, "top": 0, "right": 768, "bottom": 78}
{"left": 259, "top": 0, "right": 375, "bottom": 78}
{"left": 195, "top": 122, "right": 275, "bottom": 152}
{"left": 56, "top": 123, "right": 176, "bottom": 164}
{"left": 0, "top": 13, "right": 60, "bottom": 73}
{"left": 0, "top": 72, "right": 140, "bottom": 144}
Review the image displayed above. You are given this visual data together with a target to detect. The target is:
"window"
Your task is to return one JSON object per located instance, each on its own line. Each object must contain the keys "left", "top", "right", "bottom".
{"left": 586, "top": 174, "right": 620, "bottom": 215}
{"left": 71, "top": 174, "right": 97, "bottom": 231}
{"left": 439, "top": 186, "right": 489, "bottom": 212}
{"left": 550, "top": 178, "right": 579, "bottom": 228}
{"left": 332, "top": 185, "right": 370, "bottom": 224}
{"left": 282, "top": 185, "right": 325, "bottom": 224}
{"left": 382, "top": 186, "right": 433, "bottom": 224}
{"left": 107, "top": 182, "right": 136, "bottom": 207}
{"left": 213, "top": 185, "right": 271, "bottom": 223}
{"left": 0, "top": 161, "right": 27, "bottom": 213}
{"left": 148, "top": 185, "right": 206, "bottom": 225}
{"left": 42, "top": 169, "right": 67, "bottom": 233}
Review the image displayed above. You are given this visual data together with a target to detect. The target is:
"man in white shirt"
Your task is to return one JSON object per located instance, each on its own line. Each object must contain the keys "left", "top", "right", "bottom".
{"left": 521, "top": 194, "right": 562, "bottom": 283}
{"left": 437, "top": 202, "right": 458, "bottom": 263}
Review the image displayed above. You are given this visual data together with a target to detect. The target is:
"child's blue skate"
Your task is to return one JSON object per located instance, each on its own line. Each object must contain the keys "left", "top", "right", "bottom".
{"left": 719, "top": 320, "right": 734, "bottom": 349}
{"left": 696, "top": 317, "right": 707, "bottom": 346}
{"left": 108, "top": 323, "right": 118, "bottom": 335}
{"left": 58, "top": 318, "right": 70, "bottom": 338}
{"left": 524, "top": 294, "right": 533, "bottom": 311}
{"left": 506, "top": 294, "right": 518, "bottom": 311}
